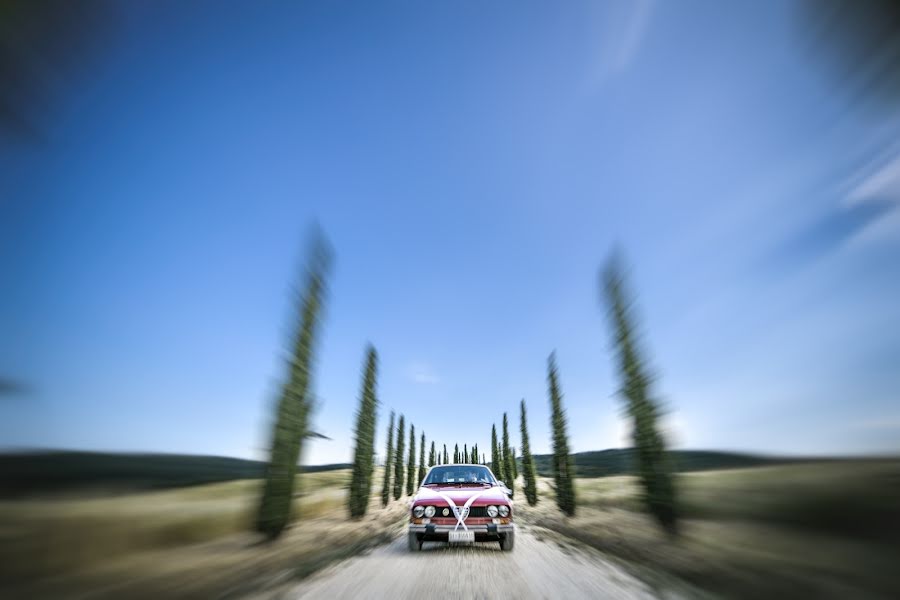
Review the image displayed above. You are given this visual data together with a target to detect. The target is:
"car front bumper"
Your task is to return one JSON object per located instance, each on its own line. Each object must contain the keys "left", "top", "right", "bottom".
{"left": 408, "top": 522, "right": 515, "bottom": 541}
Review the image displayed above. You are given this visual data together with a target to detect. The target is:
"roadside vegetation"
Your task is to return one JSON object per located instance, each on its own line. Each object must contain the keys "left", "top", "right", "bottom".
{"left": 256, "top": 232, "right": 332, "bottom": 539}
{"left": 0, "top": 469, "right": 407, "bottom": 599}
{"left": 547, "top": 352, "right": 576, "bottom": 516}
{"left": 519, "top": 460, "right": 900, "bottom": 598}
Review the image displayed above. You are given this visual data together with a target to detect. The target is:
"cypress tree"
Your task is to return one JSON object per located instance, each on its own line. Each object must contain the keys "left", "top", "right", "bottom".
{"left": 348, "top": 346, "right": 379, "bottom": 517}
{"left": 491, "top": 424, "right": 501, "bottom": 479}
{"left": 256, "top": 233, "right": 331, "bottom": 539}
{"left": 406, "top": 424, "right": 416, "bottom": 495}
{"left": 393, "top": 415, "right": 405, "bottom": 499}
{"left": 443, "top": 444, "right": 448, "bottom": 464}
{"left": 429, "top": 441, "right": 436, "bottom": 467}
{"left": 380, "top": 410, "right": 395, "bottom": 506}
{"left": 548, "top": 352, "right": 576, "bottom": 516}
{"left": 454, "top": 444, "right": 459, "bottom": 463}
{"left": 520, "top": 399, "right": 538, "bottom": 506}
{"left": 502, "top": 412, "right": 514, "bottom": 496}
{"left": 603, "top": 256, "right": 678, "bottom": 533}
{"left": 418, "top": 432, "right": 426, "bottom": 486}
{"left": 464, "top": 444, "right": 468, "bottom": 463}
{"left": 511, "top": 447, "right": 518, "bottom": 480}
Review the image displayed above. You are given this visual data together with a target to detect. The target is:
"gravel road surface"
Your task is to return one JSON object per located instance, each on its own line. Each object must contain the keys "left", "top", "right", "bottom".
{"left": 284, "top": 526, "right": 683, "bottom": 599}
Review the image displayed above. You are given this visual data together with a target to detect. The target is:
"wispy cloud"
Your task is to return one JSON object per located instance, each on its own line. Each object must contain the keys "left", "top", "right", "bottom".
{"left": 842, "top": 151, "right": 900, "bottom": 247}
{"left": 408, "top": 363, "right": 440, "bottom": 385}
{"left": 586, "top": 0, "right": 655, "bottom": 89}
{"left": 846, "top": 152, "right": 900, "bottom": 206}
{"left": 853, "top": 417, "right": 900, "bottom": 431}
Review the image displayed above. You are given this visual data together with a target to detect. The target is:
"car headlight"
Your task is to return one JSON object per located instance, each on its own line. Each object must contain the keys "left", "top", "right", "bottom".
{"left": 441, "top": 507, "right": 450, "bottom": 517}
{"left": 498, "top": 505, "right": 510, "bottom": 517}
{"left": 424, "top": 505, "right": 436, "bottom": 518}
{"left": 413, "top": 505, "right": 425, "bottom": 518}
{"left": 486, "top": 505, "right": 499, "bottom": 518}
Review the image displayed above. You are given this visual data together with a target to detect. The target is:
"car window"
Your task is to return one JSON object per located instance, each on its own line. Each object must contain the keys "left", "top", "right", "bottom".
{"left": 423, "top": 466, "right": 494, "bottom": 485}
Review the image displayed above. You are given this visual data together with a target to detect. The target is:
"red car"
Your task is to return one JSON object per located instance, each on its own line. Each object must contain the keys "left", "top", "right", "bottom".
{"left": 408, "top": 464, "right": 515, "bottom": 552}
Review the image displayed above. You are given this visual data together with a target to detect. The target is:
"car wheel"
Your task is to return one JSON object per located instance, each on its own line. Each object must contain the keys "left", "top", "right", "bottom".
{"left": 499, "top": 530, "right": 515, "bottom": 552}
{"left": 407, "top": 532, "right": 423, "bottom": 552}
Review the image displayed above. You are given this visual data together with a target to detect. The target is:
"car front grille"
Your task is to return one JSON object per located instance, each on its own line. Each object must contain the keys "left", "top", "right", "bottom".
{"left": 429, "top": 506, "right": 490, "bottom": 519}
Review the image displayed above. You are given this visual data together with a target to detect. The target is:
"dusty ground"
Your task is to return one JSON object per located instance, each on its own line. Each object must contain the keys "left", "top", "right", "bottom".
{"left": 276, "top": 524, "right": 698, "bottom": 600}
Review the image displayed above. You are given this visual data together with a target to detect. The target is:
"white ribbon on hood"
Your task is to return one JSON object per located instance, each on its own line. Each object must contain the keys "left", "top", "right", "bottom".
{"left": 431, "top": 487, "right": 491, "bottom": 532}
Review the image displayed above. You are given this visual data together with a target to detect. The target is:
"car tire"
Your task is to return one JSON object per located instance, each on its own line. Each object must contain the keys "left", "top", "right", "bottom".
{"left": 499, "top": 530, "right": 515, "bottom": 552}
{"left": 408, "top": 532, "right": 422, "bottom": 552}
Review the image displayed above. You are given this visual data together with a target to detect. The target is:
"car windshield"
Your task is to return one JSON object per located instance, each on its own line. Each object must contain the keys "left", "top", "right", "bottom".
{"left": 423, "top": 465, "right": 495, "bottom": 485}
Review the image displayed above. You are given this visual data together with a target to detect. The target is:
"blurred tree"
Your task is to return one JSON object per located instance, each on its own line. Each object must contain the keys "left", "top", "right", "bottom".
{"left": 511, "top": 447, "right": 518, "bottom": 480}
{"left": 348, "top": 346, "right": 378, "bottom": 518}
{"left": 443, "top": 444, "right": 448, "bottom": 464}
{"left": 491, "top": 424, "right": 501, "bottom": 479}
{"left": 548, "top": 352, "right": 576, "bottom": 516}
{"left": 799, "top": 0, "right": 900, "bottom": 113}
{"left": 418, "top": 432, "right": 426, "bottom": 486}
{"left": 464, "top": 444, "right": 468, "bottom": 463}
{"left": 0, "top": 0, "right": 114, "bottom": 140}
{"left": 256, "top": 232, "right": 332, "bottom": 539}
{"left": 603, "top": 256, "right": 677, "bottom": 534}
{"left": 454, "top": 444, "right": 459, "bottom": 463}
{"left": 502, "top": 413, "right": 514, "bottom": 497}
{"left": 380, "top": 410, "right": 394, "bottom": 506}
{"left": 428, "top": 441, "right": 436, "bottom": 467}
{"left": 406, "top": 424, "right": 416, "bottom": 495}
{"left": 392, "top": 415, "right": 405, "bottom": 499}
{"left": 520, "top": 399, "right": 539, "bottom": 505}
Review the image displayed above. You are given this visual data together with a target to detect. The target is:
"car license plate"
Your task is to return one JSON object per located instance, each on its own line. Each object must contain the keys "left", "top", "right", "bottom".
{"left": 448, "top": 530, "right": 474, "bottom": 543}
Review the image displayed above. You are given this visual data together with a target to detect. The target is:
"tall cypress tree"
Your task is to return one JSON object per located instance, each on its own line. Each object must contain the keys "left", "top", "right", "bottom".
{"left": 603, "top": 256, "right": 677, "bottom": 533}
{"left": 548, "top": 352, "right": 576, "bottom": 516}
{"left": 511, "top": 447, "right": 518, "bottom": 480}
{"left": 464, "top": 444, "right": 468, "bottom": 463}
{"left": 256, "top": 233, "right": 331, "bottom": 539}
{"left": 418, "top": 432, "right": 426, "bottom": 486}
{"left": 380, "top": 410, "right": 395, "bottom": 506}
{"left": 348, "top": 346, "right": 379, "bottom": 517}
{"left": 454, "top": 444, "right": 459, "bottom": 463}
{"left": 502, "top": 412, "right": 514, "bottom": 496}
{"left": 491, "top": 424, "right": 501, "bottom": 479}
{"left": 429, "top": 441, "right": 436, "bottom": 467}
{"left": 393, "top": 415, "right": 405, "bottom": 500}
{"left": 520, "top": 399, "right": 538, "bottom": 506}
{"left": 443, "top": 444, "right": 448, "bottom": 464}
{"left": 406, "top": 424, "right": 416, "bottom": 495}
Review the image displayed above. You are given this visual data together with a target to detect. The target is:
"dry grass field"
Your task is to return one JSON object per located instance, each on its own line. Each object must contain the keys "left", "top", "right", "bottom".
{"left": 0, "top": 468, "right": 407, "bottom": 599}
{"left": 519, "top": 460, "right": 900, "bottom": 599}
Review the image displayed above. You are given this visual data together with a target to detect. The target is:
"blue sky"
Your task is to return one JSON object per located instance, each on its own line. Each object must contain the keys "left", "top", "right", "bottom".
{"left": 2, "top": 0, "right": 899, "bottom": 464}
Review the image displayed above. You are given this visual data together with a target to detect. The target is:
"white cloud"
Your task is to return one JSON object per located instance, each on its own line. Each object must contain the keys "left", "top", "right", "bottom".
{"left": 842, "top": 150, "right": 900, "bottom": 248}
{"left": 853, "top": 417, "right": 900, "bottom": 431}
{"left": 846, "top": 152, "right": 900, "bottom": 206}
{"left": 586, "top": 0, "right": 655, "bottom": 89}
{"left": 408, "top": 363, "right": 440, "bottom": 385}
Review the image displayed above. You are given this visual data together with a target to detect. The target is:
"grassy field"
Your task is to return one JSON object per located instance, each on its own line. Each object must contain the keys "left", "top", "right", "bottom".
{"left": 0, "top": 468, "right": 407, "bottom": 599}
{"left": 518, "top": 459, "right": 900, "bottom": 599}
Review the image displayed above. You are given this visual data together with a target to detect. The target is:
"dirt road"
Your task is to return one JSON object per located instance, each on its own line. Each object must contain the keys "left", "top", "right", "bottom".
{"left": 281, "top": 525, "right": 687, "bottom": 599}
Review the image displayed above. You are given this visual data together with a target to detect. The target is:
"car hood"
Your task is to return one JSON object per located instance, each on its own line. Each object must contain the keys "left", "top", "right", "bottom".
{"left": 413, "top": 485, "right": 509, "bottom": 506}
